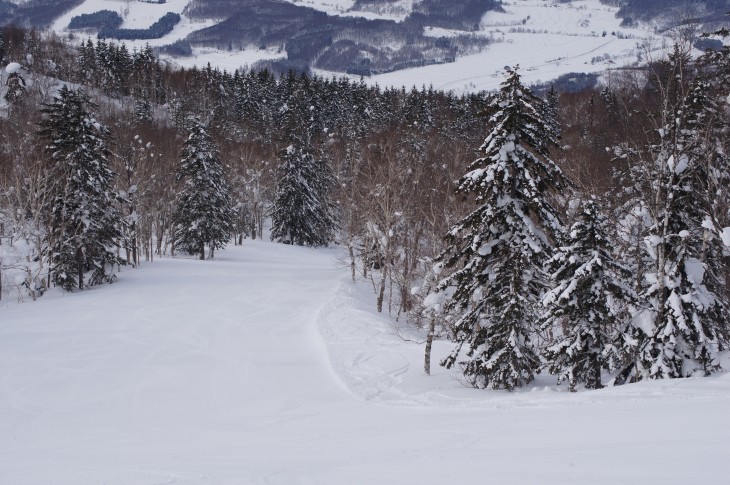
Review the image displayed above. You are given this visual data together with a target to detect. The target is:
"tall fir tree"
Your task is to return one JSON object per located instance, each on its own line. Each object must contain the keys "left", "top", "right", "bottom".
{"left": 172, "top": 118, "right": 235, "bottom": 260}
{"left": 541, "top": 198, "right": 634, "bottom": 391}
{"left": 438, "top": 67, "right": 566, "bottom": 390}
{"left": 270, "top": 140, "right": 337, "bottom": 247}
{"left": 39, "top": 86, "right": 124, "bottom": 290}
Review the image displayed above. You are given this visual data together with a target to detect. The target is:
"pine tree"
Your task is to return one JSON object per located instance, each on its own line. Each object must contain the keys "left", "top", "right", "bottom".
{"left": 270, "top": 141, "right": 337, "bottom": 247}
{"left": 4, "top": 70, "right": 26, "bottom": 105}
{"left": 172, "top": 118, "right": 235, "bottom": 260}
{"left": 438, "top": 67, "right": 566, "bottom": 390}
{"left": 134, "top": 90, "right": 153, "bottom": 124}
{"left": 39, "top": 86, "right": 125, "bottom": 290}
{"left": 77, "top": 38, "right": 97, "bottom": 84}
{"left": 541, "top": 198, "right": 634, "bottom": 391}
{"left": 542, "top": 84, "right": 561, "bottom": 142}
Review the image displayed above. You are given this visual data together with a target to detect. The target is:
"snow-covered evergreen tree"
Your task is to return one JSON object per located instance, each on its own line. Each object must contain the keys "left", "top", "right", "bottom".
{"left": 541, "top": 198, "right": 634, "bottom": 391}
{"left": 271, "top": 140, "right": 337, "bottom": 247}
{"left": 4, "top": 70, "right": 26, "bottom": 105}
{"left": 621, "top": 46, "right": 727, "bottom": 380}
{"left": 39, "top": 86, "right": 124, "bottom": 290}
{"left": 542, "top": 85, "right": 561, "bottom": 142}
{"left": 439, "top": 67, "right": 566, "bottom": 390}
{"left": 134, "top": 90, "right": 153, "bottom": 124}
{"left": 172, "top": 118, "right": 235, "bottom": 260}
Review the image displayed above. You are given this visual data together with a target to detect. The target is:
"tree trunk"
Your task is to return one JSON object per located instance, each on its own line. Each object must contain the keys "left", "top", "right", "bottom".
{"left": 76, "top": 246, "right": 84, "bottom": 290}
{"left": 424, "top": 315, "right": 437, "bottom": 375}
{"left": 199, "top": 241, "right": 205, "bottom": 260}
{"left": 349, "top": 242, "right": 356, "bottom": 282}
{"left": 131, "top": 221, "right": 138, "bottom": 268}
{"left": 376, "top": 267, "right": 387, "bottom": 313}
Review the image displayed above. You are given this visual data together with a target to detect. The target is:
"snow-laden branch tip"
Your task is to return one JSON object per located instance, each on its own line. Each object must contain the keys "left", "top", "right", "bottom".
{"left": 721, "top": 227, "right": 730, "bottom": 248}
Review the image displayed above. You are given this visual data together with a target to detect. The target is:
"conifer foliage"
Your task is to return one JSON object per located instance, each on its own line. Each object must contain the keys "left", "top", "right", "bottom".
{"left": 541, "top": 198, "right": 633, "bottom": 391}
{"left": 629, "top": 49, "right": 727, "bottom": 379}
{"left": 439, "top": 67, "right": 566, "bottom": 390}
{"left": 271, "top": 141, "right": 337, "bottom": 247}
{"left": 39, "top": 86, "right": 124, "bottom": 290}
{"left": 4, "top": 70, "right": 26, "bottom": 105}
{"left": 172, "top": 118, "right": 235, "bottom": 260}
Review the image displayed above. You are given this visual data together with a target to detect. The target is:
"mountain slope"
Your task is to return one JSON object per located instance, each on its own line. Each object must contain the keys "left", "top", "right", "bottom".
{"left": 5, "top": 0, "right": 730, "bottom": 91}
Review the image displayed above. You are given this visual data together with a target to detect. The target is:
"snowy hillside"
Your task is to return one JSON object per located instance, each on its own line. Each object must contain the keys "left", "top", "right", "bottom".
{"left": 41, "top": 0, "right": 708, "bottom": 92}
{"left": 1, "top": 240, "right": 729, "bottom": 484}
{"left": 350, "top": 0, "right": 664, "bottom": 92}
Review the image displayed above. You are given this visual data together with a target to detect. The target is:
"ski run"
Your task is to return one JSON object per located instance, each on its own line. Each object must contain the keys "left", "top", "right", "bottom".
{"left": 1, "top": 239, "right": 729, "bottom": 484}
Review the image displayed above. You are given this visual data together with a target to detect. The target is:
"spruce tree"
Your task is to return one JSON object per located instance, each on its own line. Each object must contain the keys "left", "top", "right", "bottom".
{"left": 541, "top": 198, "right": 634, "bottom": 391}
{"left": 134, "top": 90, "right": 153, "bottom": 124}
{"left": 617, "top": 46, "right": 727, "bottom": 380}
{"left": 542, "top": 84, "right": 561, "bottom": 142}
{"left": 39, "top": 86, "right": 124, "bottom": 290}
{"left": 439, "top": 67, "right": 566, "bottom": 390}
{"left": 270, "top": 141, "right": 337, "bottom": 247}
{"left": 638, "top": 61, "right": 725, "bottom": 378}
{"left": 4, "top": 70, "right": 26, "bottom": 105}
{"left": 172, "top": 118, "right": 235, "bottom": 260}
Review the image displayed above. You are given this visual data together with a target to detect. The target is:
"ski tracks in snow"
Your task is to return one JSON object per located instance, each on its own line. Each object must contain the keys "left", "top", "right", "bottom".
{"left": 316, "top": 261, "right": 730, "bottom": 411}
{"left": 316, "top": 280, "right": 412, "bottom": 402}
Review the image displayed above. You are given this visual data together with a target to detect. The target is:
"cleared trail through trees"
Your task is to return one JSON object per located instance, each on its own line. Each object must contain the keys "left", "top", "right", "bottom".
{"left": 0, "top": 240, "right": 729, "bottom": 484}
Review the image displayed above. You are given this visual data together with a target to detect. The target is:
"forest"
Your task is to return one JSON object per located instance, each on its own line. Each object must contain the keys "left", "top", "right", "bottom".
{"left": 0, "top": 24, "right": 729, "bottom": 391}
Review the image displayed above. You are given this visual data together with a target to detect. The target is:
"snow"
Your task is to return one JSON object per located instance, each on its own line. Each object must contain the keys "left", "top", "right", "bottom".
{"left": 722, "top": 227, "right": 730, "bottom": 248}
{"left": 2, "top": 240, "right": 730, "bottom": 483}
{"left": 323, "top": 0, "right": 667, "bottom": 93}
{"left": 288, "top": 0, "right": 356, "bottom": 17}
{"left": 166, "top": 46, "right": 287, "bottom": 72}
{"left": 4, "top": 62, "right": 23, "bottom": 75}
{"left": 50, "top": 0, "right": 673, "bottom": 93}
{"left": 51, "top": 0, "right": 217, "bottom": 53}
{"left": 53, "top": 0, "right": 190, "bottom": 31}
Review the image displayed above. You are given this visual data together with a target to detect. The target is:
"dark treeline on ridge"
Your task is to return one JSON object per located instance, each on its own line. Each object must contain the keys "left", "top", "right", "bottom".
{"left": 1, "top": 25, "right": 729, "bottom": 390}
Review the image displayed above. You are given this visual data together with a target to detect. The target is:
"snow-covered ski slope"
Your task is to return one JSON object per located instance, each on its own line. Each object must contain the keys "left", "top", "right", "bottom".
{"left": 49, "top": 0, "right": 677, "bottom": 92}
{"left": 1, "top": 240, "right": 729, "bottom": 484}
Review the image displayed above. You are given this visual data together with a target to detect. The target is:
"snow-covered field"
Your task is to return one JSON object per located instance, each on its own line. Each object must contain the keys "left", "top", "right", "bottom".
{"left": 344, "top": 0, "right": 669, "bottom": 92}
{"left": 1, "top": 239, "right": 729, "bottom": 484}
{"left": 52, "top": 0, "right": 218, "bottom": 53}
{"left": 46, "top": 0, "right": 679, "bottom": 93}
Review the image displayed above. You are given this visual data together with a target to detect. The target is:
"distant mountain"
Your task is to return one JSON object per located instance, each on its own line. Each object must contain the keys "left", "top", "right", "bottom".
{"left": 180, "top": 0, "right": 495, "bottom": 75}
{"left": 3, "top": 0, "right": 729, "bottom": 91}
{"left": 0, "top": 0, "right": 82, "bottom": 28}
{"left": 603, "top": 0, "right": 730, "bottom": 30}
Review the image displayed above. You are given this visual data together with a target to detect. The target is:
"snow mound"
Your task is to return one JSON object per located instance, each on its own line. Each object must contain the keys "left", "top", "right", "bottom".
{"left": 4, "top": 62, "right": 22, "bottom": 74}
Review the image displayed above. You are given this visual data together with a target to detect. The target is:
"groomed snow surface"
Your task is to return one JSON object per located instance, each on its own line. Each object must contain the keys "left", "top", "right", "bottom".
{"left": 1, "top": 240, "right": 729, "bottom": 484}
